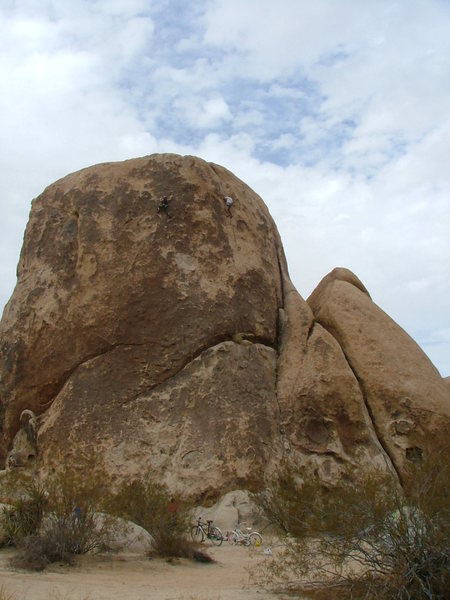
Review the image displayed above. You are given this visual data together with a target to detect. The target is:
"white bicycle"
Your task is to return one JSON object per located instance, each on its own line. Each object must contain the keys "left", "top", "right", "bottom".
{"left": 227, "top": 523, "right": 262, "bottom": 547}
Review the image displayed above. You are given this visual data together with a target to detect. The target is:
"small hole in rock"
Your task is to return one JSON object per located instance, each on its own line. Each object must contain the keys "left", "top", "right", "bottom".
{"left": 405, "top": 446, "right": 423, "bottom": 462}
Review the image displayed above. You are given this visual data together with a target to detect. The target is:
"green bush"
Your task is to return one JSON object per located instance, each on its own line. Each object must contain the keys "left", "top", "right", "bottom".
{"left": 254, "top": 449, "right": 449, "bottom": 599}
{"left": 106, "top": 478, "right": 200, "bottom": 559}
{"left": 1, "top": 481, "right": 47, "bottom": 547}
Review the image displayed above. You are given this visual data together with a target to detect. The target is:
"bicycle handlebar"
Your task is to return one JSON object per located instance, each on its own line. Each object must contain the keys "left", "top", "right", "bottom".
{"left": 197, "top": 517, "right": 213, "bottom": 526}
{"left": 196, "top": 516, "right": 213, "bottom": 525}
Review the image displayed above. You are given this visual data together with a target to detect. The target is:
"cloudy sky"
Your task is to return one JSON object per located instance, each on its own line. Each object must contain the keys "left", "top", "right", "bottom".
{"left": 1, "top": 0, "right": 449, "bottom": 376}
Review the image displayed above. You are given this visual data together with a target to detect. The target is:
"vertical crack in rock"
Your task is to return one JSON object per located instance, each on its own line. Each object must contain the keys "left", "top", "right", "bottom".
{"left": 73, "top": 209, "right": 81, "bottom": 272}
{"left": 316, "top": 321, "right": 403, "bottom": 486}
{"left": 274, "top": 246, "right": 287, "bottom": 438}
{"left": 348, "top": 358, "right": 404, "bottom": 487}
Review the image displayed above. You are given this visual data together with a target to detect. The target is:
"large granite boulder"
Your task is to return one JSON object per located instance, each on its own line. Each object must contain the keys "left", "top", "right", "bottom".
{"left": 0, "top": 154, "right": 283, "bottom": 495}
{"left": 0, "top": 155, "right": 448, "bottom": 497}
{"left": 307, "top": 268, "right": 450, "bottom": 482}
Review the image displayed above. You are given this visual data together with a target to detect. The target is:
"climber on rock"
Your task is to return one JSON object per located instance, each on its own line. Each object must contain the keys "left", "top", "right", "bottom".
{"left": 158, "top": 195, "right": 171, "bottom": 218}
{"left": 224, "top": 195, "right": 233, "bottom": 218}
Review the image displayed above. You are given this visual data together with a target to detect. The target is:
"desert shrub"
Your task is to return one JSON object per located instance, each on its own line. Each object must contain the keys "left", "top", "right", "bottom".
{"left": 0, "top": 481, "right": 47, "bottom": 547}
{"left": 2, "top": 463, "right": 118, "bottom": 569}
{"left": 10, "top": 534, "right": 54, "bottom": 571}
{"left": 106, "top": 478, "right": 199, "bottom": 559}
{"left": 41, "top": 466, "right": 115, "bottom": 557}
{"left": 254, "top": 449, "right": 449, "bottom": 599}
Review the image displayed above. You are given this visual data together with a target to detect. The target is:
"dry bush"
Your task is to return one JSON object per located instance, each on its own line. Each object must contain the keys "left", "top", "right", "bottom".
{"left": 10, "top": 534, "right": 54, "bottom": 571}
{"left": 254, "top": 449, "right": 449, "bottom": 599}
{"left": 3, "top": 463, "right": 118, "bottom": 570}
{"left": 41, "top": 466, "right": 116, "bottom": 556}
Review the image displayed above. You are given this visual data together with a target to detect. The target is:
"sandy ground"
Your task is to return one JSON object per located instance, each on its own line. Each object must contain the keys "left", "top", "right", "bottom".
{"left": 0, "top": 543, "right": 292, "bottom": 600}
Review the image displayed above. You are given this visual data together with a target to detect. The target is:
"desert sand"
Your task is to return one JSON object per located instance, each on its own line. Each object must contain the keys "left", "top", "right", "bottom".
{"left": 0, "top": 543, "right": 292, "bottom": 600}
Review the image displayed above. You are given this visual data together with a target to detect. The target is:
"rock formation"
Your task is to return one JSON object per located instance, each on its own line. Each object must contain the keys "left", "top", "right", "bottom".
{"left": 307, "top": 268, "right": 450, "bottom": 483}
{"left": 0, "top": 154, "right": 448, "bottom": 498}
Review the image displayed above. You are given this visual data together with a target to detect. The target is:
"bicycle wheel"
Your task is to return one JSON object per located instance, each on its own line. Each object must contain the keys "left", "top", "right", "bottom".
{"left": 248, "top": 532, "right": 263, "bottom": 548}
{"left": 209, "top": 526, "right": 223, "bottom": 546}
{"left": 228, "top": 531, "right": 238, "bottom": 545}
{"left": 191, "top": 525, "right": 204, "bottom": 543}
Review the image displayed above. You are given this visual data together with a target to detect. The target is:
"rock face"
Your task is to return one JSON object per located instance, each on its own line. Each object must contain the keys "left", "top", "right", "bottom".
{"left": 0, "top": 154, "right": 448, "bottom": 497}
{"left": 307, "top": 268, "right": 450, "bottom": 483}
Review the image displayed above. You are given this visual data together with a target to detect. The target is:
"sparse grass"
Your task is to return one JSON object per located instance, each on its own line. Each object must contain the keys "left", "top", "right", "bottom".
{"left": 44, "top": 590, "right": 92, "bottom": 600}
{"left": 0, "top": 588, "right": 93, "bottom": 600}
{"left": 0, "top": 585, "right": 17, "bottom": 600}
{"left": 176, "top": 596, "right": 222, "bottom": 600}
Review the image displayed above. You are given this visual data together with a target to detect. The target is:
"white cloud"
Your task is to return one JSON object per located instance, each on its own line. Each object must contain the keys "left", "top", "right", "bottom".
{"left": 0, "top": 0, "right": 449, "bottom": 377}
{"left": 202, "top": 0, "right": 357, "bottom": 77}
{"left": 202, "top": 97, "right": 232, "bottom": 124}
{"left": 271, "top": 133, "right": 297, "bottom": 151}
{"left": 172, "top": 95, "right": 232, "bottom": 129}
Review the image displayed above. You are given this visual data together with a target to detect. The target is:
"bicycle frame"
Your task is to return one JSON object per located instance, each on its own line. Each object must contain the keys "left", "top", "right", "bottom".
{"left": 191, "top": 517, "right": 223, "bottom": 545}
{"left": 196, "top": 518, "right": 213, "bottom": 537}
{"left": 228, "top": 522, "right": 262, "bottom": 547}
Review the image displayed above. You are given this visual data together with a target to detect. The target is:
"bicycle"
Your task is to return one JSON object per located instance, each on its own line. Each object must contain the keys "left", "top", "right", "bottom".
{"left": 227, "top": 523, "right": 263, "bottom": 547}
{"left": 190, "top": 517, "right": 224, "bottom": 546}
